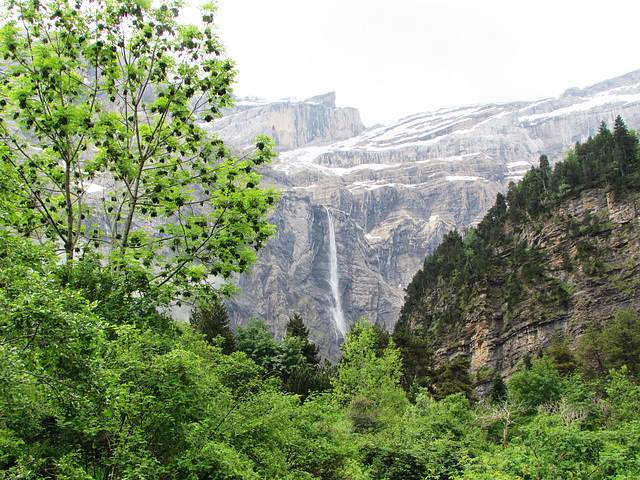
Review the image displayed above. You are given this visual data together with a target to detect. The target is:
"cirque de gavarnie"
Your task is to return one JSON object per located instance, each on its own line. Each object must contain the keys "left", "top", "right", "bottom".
{"left": 209, "top": 69, "right": 640, "bottom": 363}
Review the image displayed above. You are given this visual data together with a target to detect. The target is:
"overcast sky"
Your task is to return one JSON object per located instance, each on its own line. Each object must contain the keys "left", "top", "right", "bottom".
{"left": 189, "top": 0, "right": 640, "bottom": 126}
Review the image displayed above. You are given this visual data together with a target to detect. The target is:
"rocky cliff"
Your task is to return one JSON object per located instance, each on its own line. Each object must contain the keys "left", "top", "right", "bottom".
{"left": 207, "top": 71, "right": 640, "bottom": 361}
{"left": 399, "top": 188, "right": 640, "bottom": 390}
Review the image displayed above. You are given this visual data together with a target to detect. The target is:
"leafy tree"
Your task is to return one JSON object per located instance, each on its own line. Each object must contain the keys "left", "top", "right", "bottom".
{"left": 282, "top": 359, "right": 336, "bottom": 400}
{"left": 601, "top": 309, "right": 640, "bottom": 379}
{"left": 579, "top": 309, "right": 640, "bottom": 382}
{"left": 361, "top": 393, "right": 480, "bottom": 480}
{"left": 235, "top": 318, "right": 304, "bottom": 380}
{"left": 0, "top": 0, "right": 278, "bottom": 297}
{"left": 333, "top": 319, "right": 408, "bottom": 430}
{"left": 508, "top": 357, "right": 565, "bottom": 411}
{"left": 0, "top": 232, "right": 108, "bottom": 478}
{"left": 547, "top": 334, "right": 578, "bottom": 376}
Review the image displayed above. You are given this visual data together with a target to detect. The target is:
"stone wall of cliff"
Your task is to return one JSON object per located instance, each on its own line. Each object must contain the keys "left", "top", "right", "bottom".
{"left": 208, "top": 70, "right": 640, "bottom": 361}
{"left": 401, "top": 188, "right": 640, "bottom": 393}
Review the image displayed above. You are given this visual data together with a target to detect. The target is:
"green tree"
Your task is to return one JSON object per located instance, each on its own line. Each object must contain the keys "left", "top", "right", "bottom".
{"left": 508, "top": 357, "right": 564, "bottom": 411}
{"left": 601, "top": 309, "right": 640, "bottom": 379}
{"left": 433, "top": 355, "right": 476, "bottom": 403}
{"left": 548, "top": 334, "right": 578, "bottom": 376}
{"left": 190, "top": 298, "right": 235, "bottom": 354}
{"left": 392, "top": 327, "right": 435, "bottom": 401}
{"left": 0, "top": 0, "right": 278, "bottom": 297}
{"left": 0, "top": 232, "right": 108, "bottom": 478}
{"left": 612, "top": 115, "right": 639, "bottom": 186}
{"left": 235, "top": 318, "right": 304, "bottom": 380}
{"left": 539, "top": 154, "right": 551, "bottom": 191}
{"left": 489, "top": 374, "right": 507, "bottom": 404}
{"left": 333, "top": 319, "right": 408, "bottom": 430}
{"left": 579, "top": 309, "right": 640, "bottom": 381}
{"left": 285, "top": 312, "right": 320, "bottom": 365}
{"left": 361, "top": 393, "right": 480, "bottom": 480}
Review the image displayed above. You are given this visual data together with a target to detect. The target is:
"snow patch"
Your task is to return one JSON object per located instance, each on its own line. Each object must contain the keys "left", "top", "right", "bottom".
{"left": 507, "top": 160, "right": 533, "bottom": 169}
{"left": 445, "top": 175, "right": 482, "bottom": 182}
{"left": 519, "top": 90, "right": 640, "bottom": 124}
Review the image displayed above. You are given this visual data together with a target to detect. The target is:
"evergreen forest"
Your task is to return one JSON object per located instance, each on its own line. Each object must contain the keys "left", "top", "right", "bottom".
{"left": 1, "top": 0, "right": 640, "bottom": 478}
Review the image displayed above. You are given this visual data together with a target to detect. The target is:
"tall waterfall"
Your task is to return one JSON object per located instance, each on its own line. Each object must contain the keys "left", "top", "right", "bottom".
{"left": 325, "top": 207, "right": 347, "bottom": 337}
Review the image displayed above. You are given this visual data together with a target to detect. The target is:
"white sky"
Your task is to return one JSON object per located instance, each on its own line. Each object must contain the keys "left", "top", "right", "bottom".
{"left": 184, "top": 0, "right": 640, "bottom": 126}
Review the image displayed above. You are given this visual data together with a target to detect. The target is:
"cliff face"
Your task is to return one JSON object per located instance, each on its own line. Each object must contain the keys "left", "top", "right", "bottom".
{"left": 212, "top": 92, "right": 365, "bottom": 152}
{"left": 208, "top": 71, "right": 640, "bottom": 361}
{"left": 400, "top": 188, "right": 640, "bottom": 395}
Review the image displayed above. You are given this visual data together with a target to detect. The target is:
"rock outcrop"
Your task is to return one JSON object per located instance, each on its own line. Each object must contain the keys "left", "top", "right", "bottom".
{"left": 400, "top": 188, "right": 640, "bottom": 394}
{"left": 209, "top": 70, "right": 640, "bottom": 361}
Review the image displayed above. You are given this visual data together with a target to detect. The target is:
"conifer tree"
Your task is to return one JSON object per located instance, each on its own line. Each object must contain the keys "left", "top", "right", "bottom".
{"left": 432, "top": 356, "right": 476, "bottom": 403}
{"left": 285, "top": 313, "right": 320, "bottom": 365}
{"left": 189, "top": 299, "right": 235, "bottom": 354}
{"left": 489, "top": 374, "right": 507, "bottom": 403}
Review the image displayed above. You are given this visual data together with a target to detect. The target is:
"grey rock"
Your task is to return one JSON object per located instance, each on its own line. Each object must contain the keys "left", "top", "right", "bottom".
{"left": 212, "top": 69, "right": 640, "bottom": 361}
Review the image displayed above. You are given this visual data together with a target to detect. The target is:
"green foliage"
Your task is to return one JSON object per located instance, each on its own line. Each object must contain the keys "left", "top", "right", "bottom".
{"left": 0, "top": 232, "right": 107, "bottom": 478}
{"left": 432, "top": 356, "right": 477, "bottom": 403}
{"left": 281, "top": 314, "right": 336, "bottom": 399}
{"left": 190, "top": 298, "right": 235, "bottom": 354}
{"left": 285, "top": 312, "right": 320, "bottom": 365}
{"left": 333, "top": 319, "right": 409, "bottom": 429}
{"left": 508, "top": 357, "right": 565, "bottom": 411}
{"left": 3, "top": 235, "right": 640, "bottom": 478}
{"left": 360, "top": 393, "right": 480, "bottom": 480}
{"left": 579, "top": 309, "right": 640, "bottom": 381}
{"left": 235, "top": 318, "right": 304, "bottom": 380}
{"left": 548, "top": 334, "right": 578, "bottom": 375}
{"left": 489, "top": 374, "right": 508, "bottom": 403}
{"left": 0, "top": 0, "right": 278, "bottom": 297}
{"left": 392, "top": 327, "right": 435, "bottom": 401}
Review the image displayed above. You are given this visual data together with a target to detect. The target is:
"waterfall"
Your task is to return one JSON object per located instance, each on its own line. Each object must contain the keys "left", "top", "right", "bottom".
{"left": 325, "top": 207, "right": 347, "bottom": 337}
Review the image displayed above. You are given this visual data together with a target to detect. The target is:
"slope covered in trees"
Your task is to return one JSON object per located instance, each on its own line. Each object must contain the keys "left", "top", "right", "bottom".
{"left": 4, "top": 228, "right": 640, "bottom": 478}
{"left": 397, "top": 116, "right": 640, "bottom": 383}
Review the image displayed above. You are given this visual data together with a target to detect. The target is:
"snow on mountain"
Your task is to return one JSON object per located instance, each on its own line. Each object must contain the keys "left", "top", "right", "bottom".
{"left": 212, "top": 69, "right": 640, "bottom": 361}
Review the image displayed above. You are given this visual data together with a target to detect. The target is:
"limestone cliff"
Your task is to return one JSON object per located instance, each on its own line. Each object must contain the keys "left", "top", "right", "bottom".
{"left": 207, "top": 70, "right": 640, "bottom": 361}
{"left": 398, "top": 188, "right": 640, "bottom": 393}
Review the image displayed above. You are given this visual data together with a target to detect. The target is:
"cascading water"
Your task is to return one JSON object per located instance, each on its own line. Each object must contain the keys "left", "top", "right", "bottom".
{"left": 325, "top": 207, "right": 347, "bottom": 337}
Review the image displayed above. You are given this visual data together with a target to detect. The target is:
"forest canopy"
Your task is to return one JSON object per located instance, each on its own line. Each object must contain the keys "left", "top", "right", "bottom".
{"left": 1, "top": 0, "right": 640, "bottom": 478}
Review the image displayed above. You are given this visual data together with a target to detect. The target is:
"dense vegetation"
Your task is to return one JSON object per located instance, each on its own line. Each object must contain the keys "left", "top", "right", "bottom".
{"left": 398, "top": 116, "right": 640, "bottom": 336}
{"left": 3, "top": 229, "right": 640, "bottom": 478}
{"left": 2, "top": 0, "right": 640, "bottom": 478}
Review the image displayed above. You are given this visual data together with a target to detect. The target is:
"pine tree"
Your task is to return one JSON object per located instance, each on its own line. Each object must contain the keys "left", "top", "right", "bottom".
{"left": 285, "top": 313, "right": 320, "bottom": 365}
{"left": 489, "top": 374, "right": 507, "bottom": 404}
{"left": 613, "top": 115, "right": 639, "bottom": 186}
{"left": 432, "top": 356, "right": 476, "bottom": 403}
{"left": 189, "top": 300, "right": 235, "bottom": 354}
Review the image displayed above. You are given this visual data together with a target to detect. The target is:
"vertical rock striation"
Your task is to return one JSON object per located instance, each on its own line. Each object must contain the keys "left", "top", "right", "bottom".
{"left": 210, "top": 70, "right": 640, "bottom": 361}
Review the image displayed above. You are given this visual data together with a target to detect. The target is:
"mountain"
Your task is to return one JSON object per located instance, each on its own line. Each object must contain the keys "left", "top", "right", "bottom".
{"left": 397, "top": 186, "right": 640, "bottom": 389}
{"left": 208, "top": 70, "right": 640, "bottom": 361}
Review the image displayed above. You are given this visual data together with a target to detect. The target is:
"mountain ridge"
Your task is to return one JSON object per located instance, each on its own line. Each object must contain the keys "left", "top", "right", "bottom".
{"left": 209, "top": 68, "right": 640, "bottom": 361}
